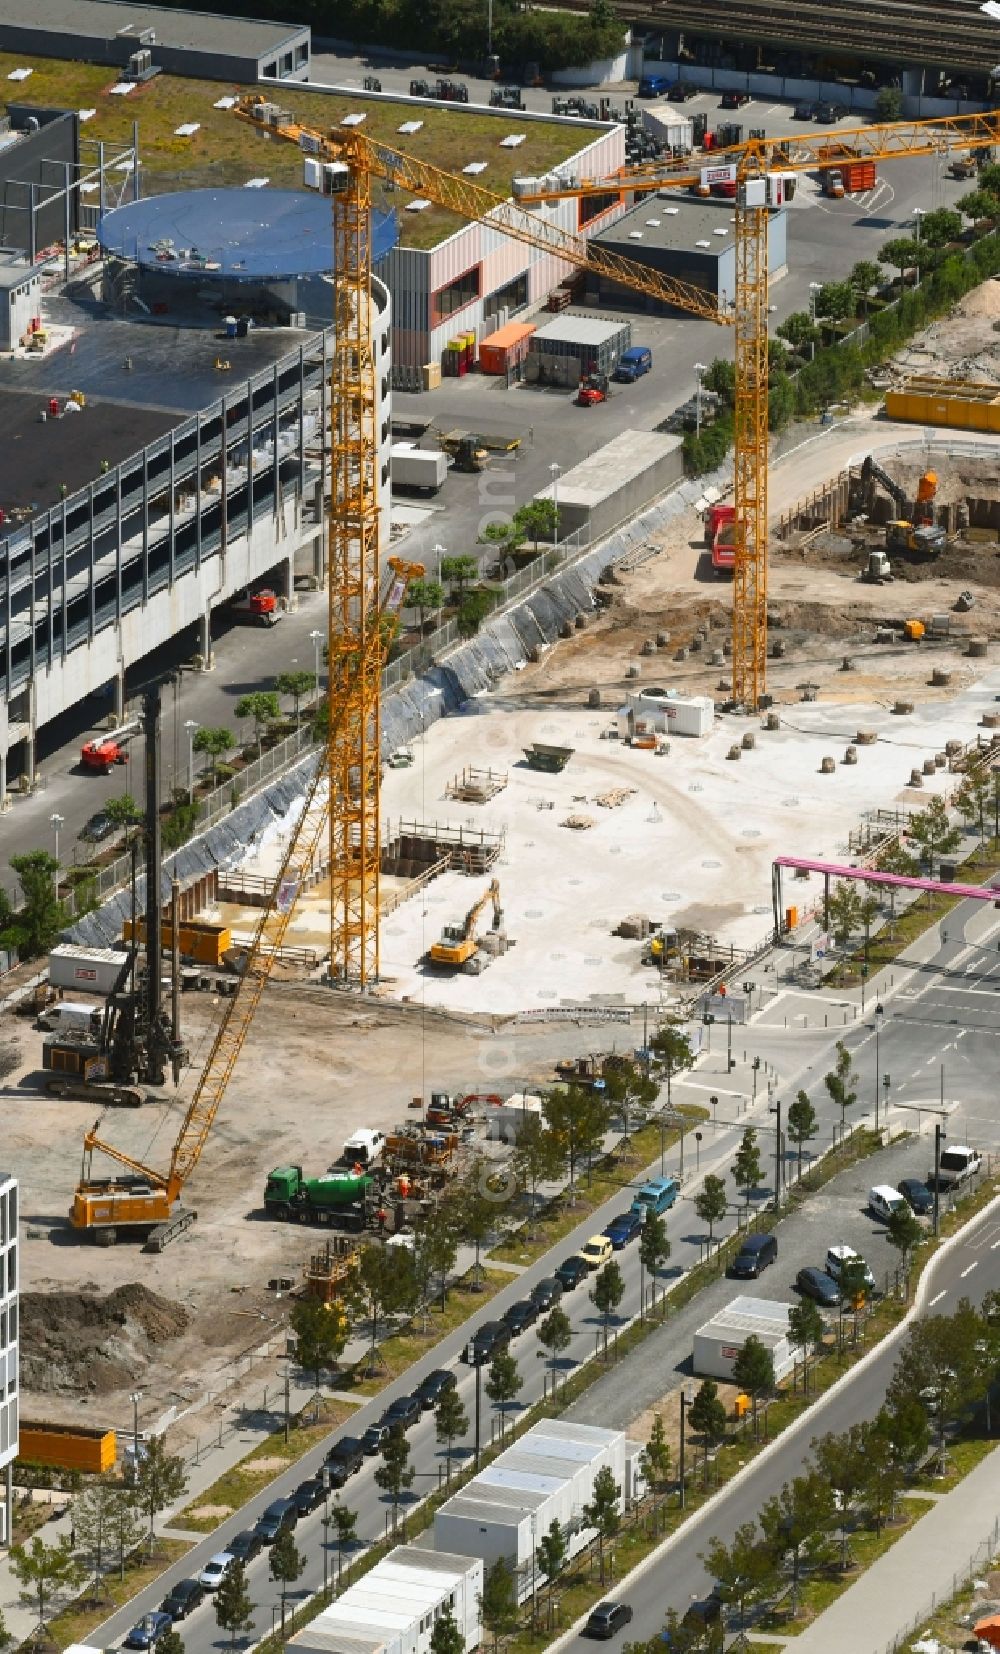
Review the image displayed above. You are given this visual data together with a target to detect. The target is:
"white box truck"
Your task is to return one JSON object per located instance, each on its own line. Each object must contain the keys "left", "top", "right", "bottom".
{"left": 391, "top": 444, "right": 448, "bottom": 494}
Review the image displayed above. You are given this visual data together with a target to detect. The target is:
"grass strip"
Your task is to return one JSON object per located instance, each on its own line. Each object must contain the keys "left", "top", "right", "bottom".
{"left": 45, "top": 1539, "right": 190, "bottom": 1652}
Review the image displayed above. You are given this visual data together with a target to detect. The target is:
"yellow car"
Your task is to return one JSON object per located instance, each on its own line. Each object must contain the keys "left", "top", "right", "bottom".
{"left": 580, "top": 1236, "right": 614, "bottom": 1271}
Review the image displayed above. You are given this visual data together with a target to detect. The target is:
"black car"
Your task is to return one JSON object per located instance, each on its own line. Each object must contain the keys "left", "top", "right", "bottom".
{"left": 161, "top": 1579, "right": 205, "bottom": 1621}
{"left": 796, "top": 1266, "right": 841, "bottom": 1307}
{"left": 530, "top": 1276, "right": 564, "bottom": 1313}
{"left": 79, "top": 809, "right": 116, "bottom": 843}
{"left": 555, "top": 1254, "right": 589, "bottom": 1291}
{"left": 585, "top": 1601, "right": 633, "bottom": 1639}
{"left": 899, "top": 1177, "right": 933, "bottom": 1216}
{"left": 720, "top": 89, "right": 751, "bottom": 108}
{"left": 255, "top": 1496, "right": 298, "bottom": 1544}
{"left": 415, "top": 1369, "right": 457, "bottom": 1410}
{"left": 361, "top": 1422, "right": 391, "bottom": 1455}
{"left": 792, "top": 101, "right": 816, "bottom": 120}
{"left": 293, "top": 1478, "right": 325, "bottom": 1516}
{"left": 668, "top": 82, "right": 698, "bottom": 101}
{"left": 225, "top": 1530, "right": 262, "bottom": 1565}
{"left": 467, "top": 1319, "right": 512, "bottom": 1364}
{"left": 380, "top": 1394, "right": 421, "bottom": 1431}
{"left": 815, "top": 100, "right": 848, "bottom": 122}
{"left": 325, "top": 1436, "right": 365, "bottom": 1486}
{"left": 503, "top": 1298, "right": 539, "bottom": 1336}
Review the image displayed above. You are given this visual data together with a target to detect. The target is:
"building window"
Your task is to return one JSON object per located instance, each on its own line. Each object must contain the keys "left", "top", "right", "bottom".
{"left": 281, "top": 52, "right": 293, "bottom": 75}
{"left": 578, "top": 190, "right": 621, "bottom": 230}
{"left": 296, "top": 42, "right": 308, "bottom": 65}
{"left": 484, "top": 273, "right": 527, "bottom": 319}
{"left": 432, "top": 264, "right": 480, "bottom": 324}
{"left": 263, "top": 60, "right": 277, "bottom": 77}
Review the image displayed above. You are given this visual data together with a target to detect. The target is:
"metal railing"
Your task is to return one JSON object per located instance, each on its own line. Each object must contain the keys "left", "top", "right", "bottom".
{"left": 61, "top": 723, "right": 318, "bottom": 918}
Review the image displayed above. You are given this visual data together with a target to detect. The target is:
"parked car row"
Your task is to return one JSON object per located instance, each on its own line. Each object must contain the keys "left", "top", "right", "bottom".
{"left": 795, "top": 1243, "right": 876, "bottom": 1308}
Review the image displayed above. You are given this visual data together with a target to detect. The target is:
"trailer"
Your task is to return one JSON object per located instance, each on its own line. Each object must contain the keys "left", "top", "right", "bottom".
{"left": 391, "top": 444, "right": 449, "bottom": 494}
{"left": 20, "top": 1421, "right": 117, "bottom": 1474}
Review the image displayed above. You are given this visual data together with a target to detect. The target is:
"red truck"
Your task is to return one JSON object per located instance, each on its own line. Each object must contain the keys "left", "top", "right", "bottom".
{"left": 231, "top": 589, "right": 281, "bottom": 626}
{"left": 706, "top": 503, "right": 736, "bottom": 575}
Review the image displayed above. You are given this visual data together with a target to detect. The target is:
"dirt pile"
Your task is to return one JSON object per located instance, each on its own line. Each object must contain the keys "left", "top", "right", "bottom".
{"left": 20, "top": 1283, "right": 190, "bottom": 1396}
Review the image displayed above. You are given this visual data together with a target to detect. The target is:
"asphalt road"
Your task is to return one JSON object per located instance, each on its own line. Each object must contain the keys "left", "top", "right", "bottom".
{"left": 82, "top": 904, "right": 1000, "bottom": 1653}
{"left": 0, "top": 589, "right": 331, "bottom": 905}
{"left": 558, "top": 1192, "right": 1000, "bottom": 1652}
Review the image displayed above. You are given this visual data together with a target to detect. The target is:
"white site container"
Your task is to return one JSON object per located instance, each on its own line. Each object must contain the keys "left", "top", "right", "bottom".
{"left": 48, "top": 945, "right": 128, "bottom": 997}
{"left": 288, "top": 1548, "right": 483, "bottom": 1654}
{"left": 693, "top": 1296, "right": 795, "bottom": 1383}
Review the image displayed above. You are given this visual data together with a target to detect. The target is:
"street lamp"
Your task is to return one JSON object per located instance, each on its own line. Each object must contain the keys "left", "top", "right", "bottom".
{"left": 129, "top": 1389, "right": 142, "bottom": 1471}
{"left": 933, "top": 1120, "right": 946, "bottom": 1238}
{"left": 433, "top": 542, "right": 445, "bottom": 583}
{"left": 309, "top": 628, "right": 324, "bottom": 687}
{"left": 679, "top": 1386, "right": 691, "bottom": 1509}
{"left": 693, "top": 362, "right": 708, "bottom": 437}
{"left": 549, "top": 463, "right": 560, "bottom": 548}
{"left": 769, "top": 1089, "right": 783, "bottom": 1208}
{"left": 321, "top": 1466, "right": 331, "bottom": 1595}
{"left": 808, "top": 281, "right": 823, "bottom": 359}
{"left": 184, "top": 720, "right": 199, "bottom": 805}
{"left": 874, "top": 1002, "right": 885, "bottom": 1130}
{"left": 49, "top": 813, "right": 64, "bottom": 893}
{"left": 913, "top": 208, "right": 926, "bottom": 285}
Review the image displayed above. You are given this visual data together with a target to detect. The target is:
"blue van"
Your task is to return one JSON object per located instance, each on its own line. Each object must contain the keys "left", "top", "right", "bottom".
{"left": 631, "top": 1176, "right": 679, "bottom": 1219}
{"left": 613, "top": 346, "right": 653, "bottom": 383}
{"left": 638, "top": 73, "right": 670, "bottom": 98}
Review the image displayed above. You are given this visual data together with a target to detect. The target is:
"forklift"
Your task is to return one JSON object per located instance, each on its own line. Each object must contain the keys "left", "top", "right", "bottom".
{"left": 577, "top": 372, "right": 610, "bottom": 407}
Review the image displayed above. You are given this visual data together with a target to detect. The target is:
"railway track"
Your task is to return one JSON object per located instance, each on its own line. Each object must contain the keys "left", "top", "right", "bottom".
{"left": 555, "top": 0, "right": 995, "bottom": 73}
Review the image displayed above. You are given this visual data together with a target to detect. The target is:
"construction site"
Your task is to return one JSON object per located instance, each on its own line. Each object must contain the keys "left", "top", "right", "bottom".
{"left": 6, "top": 82, "right": 1000, "bottom": 1477}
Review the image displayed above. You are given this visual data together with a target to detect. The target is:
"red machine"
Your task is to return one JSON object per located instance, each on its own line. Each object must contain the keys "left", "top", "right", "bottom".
{"left": 706, "top": 502, "right": 736, "bottom": 575}
{"left": 577, "top": 374, "right": 609, "bottom": 407}
{"left": 231, "top": 589, "right": 281, "bottom": 626}
{"left": 81, "top": 737, "right": 128, "bottom": 773}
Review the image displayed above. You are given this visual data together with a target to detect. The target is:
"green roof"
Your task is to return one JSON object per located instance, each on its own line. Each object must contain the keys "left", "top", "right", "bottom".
{"left": 0, "top": 53, "right": 605, "bottom": 250}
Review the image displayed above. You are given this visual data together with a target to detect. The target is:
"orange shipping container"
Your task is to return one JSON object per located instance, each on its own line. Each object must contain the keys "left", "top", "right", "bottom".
{"left": 21, "top": 1421, "right": 116, "bottom": 1474}
{"left": 479, "top": 320, "right": 536, "bottom": 376}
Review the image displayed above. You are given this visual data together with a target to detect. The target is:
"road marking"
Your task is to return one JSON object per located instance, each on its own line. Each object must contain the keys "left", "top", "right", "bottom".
{"left": 961, "top": 1262, "right": 978, "bottom": 1277}
{"left": 992, "top": 1240, "right": 1000, "bottom": 1250}
{"left": 932, "top": 985, "right": 1000, "bottom": 998}
{"left": 929, "top": 1290, "right": 947, "bottom": 1306}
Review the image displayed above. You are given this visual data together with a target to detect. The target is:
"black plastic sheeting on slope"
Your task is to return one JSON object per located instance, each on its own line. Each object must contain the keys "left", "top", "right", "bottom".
{"left": 67, "top": 752, "right": 320, "bottom": 949}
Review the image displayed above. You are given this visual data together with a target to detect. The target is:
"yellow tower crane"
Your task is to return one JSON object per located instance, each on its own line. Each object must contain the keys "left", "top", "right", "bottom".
{"left": 71, "top": 555, "right": 423, "bottom": 1243}
{"left": 235, "top": 96, "right": 1000, "bottom": 979}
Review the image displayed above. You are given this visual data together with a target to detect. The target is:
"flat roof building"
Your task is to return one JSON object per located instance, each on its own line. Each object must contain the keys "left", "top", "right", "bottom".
{"left": 0, "top": 0, "right": 310, "bottom": 84}
{"left": 434, "top": 1420, "right": 643, "bottom": 1598}
{"left": 694, "top": 1295, "right": 795, "bottom": 1384}
{"left": 288, "top": 1548, "right": 483, "bottom": 1654}
{"left": 535, "top": 428, "right": 683, "bottom": 543}
{"left": 589, "top": 194, "right": 787, "bottom": 308}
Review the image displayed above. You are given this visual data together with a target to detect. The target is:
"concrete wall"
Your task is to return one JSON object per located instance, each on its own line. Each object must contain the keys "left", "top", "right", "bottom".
{"left": 640, "top": 57, "right": 984, "bottom": 119}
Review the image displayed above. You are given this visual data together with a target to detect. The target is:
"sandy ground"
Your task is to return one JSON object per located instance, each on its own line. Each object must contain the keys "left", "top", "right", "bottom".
{"left": 2, "top": 992, "right": 614, "bottom": 1434}
{"left": 12, "top": 292, "right": 1000, "bottom": 1430}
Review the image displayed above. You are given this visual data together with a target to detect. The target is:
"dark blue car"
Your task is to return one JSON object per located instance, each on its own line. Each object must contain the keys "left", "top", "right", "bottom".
{"left": 604, "top": 1211, "right": 643, "bottom": 1249}
{"left": 126, "top": 1612, "right": 174, "bottom": 1650}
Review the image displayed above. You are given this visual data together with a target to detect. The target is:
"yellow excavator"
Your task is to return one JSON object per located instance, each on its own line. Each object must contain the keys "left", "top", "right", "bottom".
{"left": 429, "top": 879, "right": 504, "bottom": 972}
{"left": 70, "top": 556, "right": 424, "bottom": 1248}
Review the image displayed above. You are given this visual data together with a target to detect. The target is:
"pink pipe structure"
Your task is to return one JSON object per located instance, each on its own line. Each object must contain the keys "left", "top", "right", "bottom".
{"left": 772, "top": 854, "right": 1000, "bottom": 939}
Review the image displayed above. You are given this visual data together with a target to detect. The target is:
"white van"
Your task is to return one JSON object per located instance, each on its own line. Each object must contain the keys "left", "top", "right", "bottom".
{"left": 343, "top": 1129, "right": 386, "bottom": 1168}
{"left": 36, "top": 1000, "right": 99, "bottom": 1036}
{"left": 869, "top": 1185, "right": 907, "bottom": 1223}
{"left": 930, "top": 1145, "right": 982, "bottom": 1191}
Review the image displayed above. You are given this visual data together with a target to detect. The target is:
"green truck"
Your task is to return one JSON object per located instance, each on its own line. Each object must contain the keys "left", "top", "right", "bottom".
{"left": 264, "top": 1165, "right": 373, "bottom": 1225}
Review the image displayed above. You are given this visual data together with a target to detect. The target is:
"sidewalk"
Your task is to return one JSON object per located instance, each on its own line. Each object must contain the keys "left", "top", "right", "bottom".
{"left": 788, "top": 1444, "right": 1000, "bottom": 1654}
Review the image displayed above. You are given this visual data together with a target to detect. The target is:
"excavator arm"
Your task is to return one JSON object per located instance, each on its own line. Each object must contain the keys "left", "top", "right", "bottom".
{"left": 463, "top": 877, "right": 501, "bottom": 940}
{"left": 81, "top": 1122, "right": 168, "bottom": 1190}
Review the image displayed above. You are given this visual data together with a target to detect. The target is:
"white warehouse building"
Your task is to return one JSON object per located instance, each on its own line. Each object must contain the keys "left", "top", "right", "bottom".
{"left": 287, "top": 1547, "right": 483, "bottom": 1654}
{"left": 433, "top": 1420, "right": 643, "bottom": 1599}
